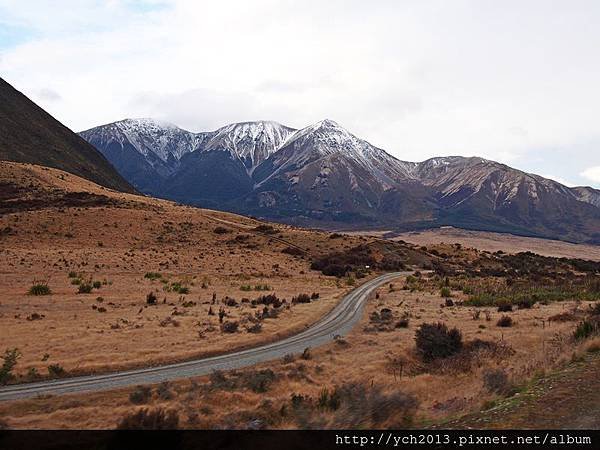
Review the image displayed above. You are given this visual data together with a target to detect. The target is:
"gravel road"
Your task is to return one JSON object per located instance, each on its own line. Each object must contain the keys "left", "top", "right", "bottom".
{"left": 0, "top": 271, "right": 406, "bottom": 401}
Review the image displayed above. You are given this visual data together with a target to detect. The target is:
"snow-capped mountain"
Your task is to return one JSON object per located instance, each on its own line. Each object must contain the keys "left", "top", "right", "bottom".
{"left": 80, "top": 118, "right": 204, "bottom": 162}
{"left": 80, "top": 118, "right": 600, "bottom": 244}
{"left": 203, "top": 121, "right": 296, "bottom": 172}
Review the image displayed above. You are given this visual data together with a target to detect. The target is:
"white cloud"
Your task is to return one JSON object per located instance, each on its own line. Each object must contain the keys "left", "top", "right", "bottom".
{"left": 581, "top": 166, "right": 600, "bottom": 184}
{"left": 0, "top": 0, "right": 599, "bottom": 187}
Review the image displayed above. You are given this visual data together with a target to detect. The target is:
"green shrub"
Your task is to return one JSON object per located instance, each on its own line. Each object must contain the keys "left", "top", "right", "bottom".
{"left": 92, "top": 281, "right": 102, "bottom": 289}
{"left": 28, "top": 282, "right": 51, "bottom": 296}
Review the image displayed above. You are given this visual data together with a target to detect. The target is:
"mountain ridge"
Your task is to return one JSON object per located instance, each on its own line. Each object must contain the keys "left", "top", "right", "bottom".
{"left": 80, "top": 117, "right": 600, "bottom": 244}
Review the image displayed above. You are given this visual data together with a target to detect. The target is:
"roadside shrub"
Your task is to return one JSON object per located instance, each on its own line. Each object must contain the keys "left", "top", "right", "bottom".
{"left": 242, "top": 369, "right": 276, "bottom": 393}
{"left": 129, "top": 386, "right": 152, "bottom": 404}
{"left": 0, "top": 348, "right": 21, "bottom": 385}
{"left": 117, "top": 408, "right": 179, "bottom": 429}
{"left": 28, "top": 281, "right": 51, "bottom": 296}
{"left": 156, "top": 382, "right": 174, "bottom": 400}
{"left": 415, "top": 322, "right": 462, "bottom": 361}
{"left": 483, "top": 368, "right": 513, "bottom": 395}
{"left": 301, "top": 347, "right": 312, "bottom": 360}
{"left": 47, "top": 364, "right": 66, "bottom": 378}
{"left": 496, "top": 316, "right": 513, "bottom": 327}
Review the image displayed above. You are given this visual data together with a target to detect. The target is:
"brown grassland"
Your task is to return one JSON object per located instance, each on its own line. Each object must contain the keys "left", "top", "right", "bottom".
{"left": 1, "top": 161, "right": 600, "bottom": 429}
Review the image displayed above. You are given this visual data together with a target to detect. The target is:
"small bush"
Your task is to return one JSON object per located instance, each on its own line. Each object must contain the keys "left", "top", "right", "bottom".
{"left": 497, "top": 303, "right": 513, "bottom": 312}
{"left": 242, "top": 369, "right": 276, "bottom": 393}
{"left": 213, "top": 226, "right": 231, "bottom": 234}
{"left": 415, "top": 322, "right": 462, "bottom": 362}
{"left": 292, "top": 293, "right": 311, "bottom": 304}
{"left": 282, "top": 246, "right": 304, "bottom": 256}
{"left": 221, "top": 321, "right": 239, "bottom": 333}
{"left": 574, "top": 320, "right": 598, "bottom": 341}
{"left": 483, "top": 369, "right": 513, "bottom": 395}
{"left": 496, "top": 316, "right": 513, "bottom": 327}
{"left": 129, "top": 386, "right": 152, "bottom": 404}
{"left": 440, "top": 287, "right": 451, "bottom": 298}
{"left": 28, "top": 281, "right": 51, "bottom": 296}
{"left": 68, "top": 271, "right": 78, "bottom": 278}
{"left": 253, "top": 224, "right": 277, "bottom": 234}
{"left": 395, "top": 318, "right": 409, "bottom": 328}
{"left": 518, "top": 298, "right": 535, "bottom": 309}
{"left": 301, "top": 347, "right": 312, "bottom": 360}
{"left": 117, "top": 408, "right": 179, "bottom": 430}
{"left": 146, "top": 292, "right": 157, "bottom": 305}
{"left": 246, "top": 323, "right": 262, "bottom": 333}
{"left": 47, "top": 364, "right": 66, "bottom": 378}
{"left": 0, "top": 348, "right": 21, "bottom": 385}
{"left": 92, "top": 281, "right": 102, "bottom": 289}
{"left": 282, "top": 354, "right": 295, "bottom": 364}
{"left": 144, "top": 272, "right": 162, "bottom": 280}
{"left": 77, "top": 283, "right": 93, "bottom": 294}
{"left": 156, "top": 382, "right": 174, "bottom": 400}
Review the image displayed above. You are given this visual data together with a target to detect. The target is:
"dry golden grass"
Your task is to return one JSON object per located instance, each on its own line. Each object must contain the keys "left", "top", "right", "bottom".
{"left": 2, "top": 273, "right": 594, "bottom": 429}
{"left": 0, "top": 162, "right": 371, "bottom": 378}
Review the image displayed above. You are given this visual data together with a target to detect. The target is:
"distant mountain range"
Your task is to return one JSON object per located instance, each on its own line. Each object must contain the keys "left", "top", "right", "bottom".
{"left": 0, "top": 78, "right": 134, "bottom": 193}
{"left": 80, "top": 118, "right": 600, "bottom": 244}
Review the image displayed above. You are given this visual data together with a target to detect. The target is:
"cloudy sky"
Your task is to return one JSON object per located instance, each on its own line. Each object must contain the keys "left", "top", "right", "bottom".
{"left": 1, "top": 0, "right": 599, "bottom": 188}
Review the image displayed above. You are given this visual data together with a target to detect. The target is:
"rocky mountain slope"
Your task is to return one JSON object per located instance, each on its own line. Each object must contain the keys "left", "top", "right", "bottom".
{"left": 0, "top": 77, "right": 134, "bottom": 193}
{"left": 81, "top": 118, "right": 600, "bottom": 244}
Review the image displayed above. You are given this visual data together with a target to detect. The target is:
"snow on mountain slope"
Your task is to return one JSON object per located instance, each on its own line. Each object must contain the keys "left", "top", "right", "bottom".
{"left": 253, "top": 119, "right": 416, "bottom": 188}
{"left": 202, "top": 121, "right": 296, "bottom": 172}
{"left": 80, "top": 118, "right": 206, "bottom": 162}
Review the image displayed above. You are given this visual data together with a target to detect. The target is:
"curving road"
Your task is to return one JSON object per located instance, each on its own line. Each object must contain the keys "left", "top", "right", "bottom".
{"left": 0, "top": 272, "right": 407, "bottom": 402}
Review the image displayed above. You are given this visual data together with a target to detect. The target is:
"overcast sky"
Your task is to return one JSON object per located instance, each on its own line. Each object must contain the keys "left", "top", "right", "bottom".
{"left": 1, "top": 0, "right": 599, "bottom": 188}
